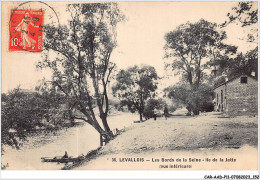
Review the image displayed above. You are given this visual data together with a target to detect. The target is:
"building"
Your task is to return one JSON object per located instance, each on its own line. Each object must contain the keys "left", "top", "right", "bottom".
{"left": 213, "top": 74, "right": 258, "bottom": 116}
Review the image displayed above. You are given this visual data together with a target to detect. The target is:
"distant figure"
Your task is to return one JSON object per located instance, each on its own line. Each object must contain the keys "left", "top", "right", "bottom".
{"left": 116, "top": 128, "right": 120, "bottom": 135}
{"left": 153, "top": 108, "right": 158, "bottom": 120}
{"left": 63, "top": 151, "right": 68, "bottom": 159}
{"left": 164, "top": 106, "right": 169, "bottom": 120}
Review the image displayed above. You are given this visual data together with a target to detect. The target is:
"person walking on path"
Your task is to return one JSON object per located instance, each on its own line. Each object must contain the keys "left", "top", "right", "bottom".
{"left": 164, "top": 106, "right": 169, "bottom": 120}
{"left": 153, "top": 108, "right": 159, "bottom": 120}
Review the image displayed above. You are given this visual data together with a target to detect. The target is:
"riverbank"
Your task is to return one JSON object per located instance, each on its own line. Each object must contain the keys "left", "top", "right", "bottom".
{"left": 2, "top": 112, "right": 138, "bottom": 170}
{"left": 71, "top": 112, "right": 258, "bottom": 170}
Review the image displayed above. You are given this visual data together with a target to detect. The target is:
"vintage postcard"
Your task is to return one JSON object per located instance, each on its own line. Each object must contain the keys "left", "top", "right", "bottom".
{"left": 1, "top": 0, "right": 259, "bottom": 177}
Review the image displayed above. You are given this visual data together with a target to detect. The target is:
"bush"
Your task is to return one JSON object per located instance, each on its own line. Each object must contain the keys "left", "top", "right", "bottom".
{"left": 1, "top": 88, "right": 66, "bottom": 150}
{"left": 143, "top": 99, "right": 165, "bottom": 119}
{"left": 166, "top": 83, "right": 214, "bottom": 115}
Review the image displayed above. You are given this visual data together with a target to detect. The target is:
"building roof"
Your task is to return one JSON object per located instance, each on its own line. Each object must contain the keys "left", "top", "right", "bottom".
{"left": 213, "top": 74, "right": 257, "bottom": 90}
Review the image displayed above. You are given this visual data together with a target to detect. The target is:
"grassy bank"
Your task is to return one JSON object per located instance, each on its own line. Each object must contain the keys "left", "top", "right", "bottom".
{"left": 67, "top": 112, "right": 258, "bottom": 170}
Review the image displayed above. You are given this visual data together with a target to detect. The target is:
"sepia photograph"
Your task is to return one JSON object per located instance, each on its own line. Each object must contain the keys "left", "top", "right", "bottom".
{"left": 1, "top": 0, "right": 258, "bottom": 175}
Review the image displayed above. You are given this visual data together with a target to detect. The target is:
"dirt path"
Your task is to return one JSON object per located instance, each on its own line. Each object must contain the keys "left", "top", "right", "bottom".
{"left": 72, "top": 113, "right": 258, "bottom": 170}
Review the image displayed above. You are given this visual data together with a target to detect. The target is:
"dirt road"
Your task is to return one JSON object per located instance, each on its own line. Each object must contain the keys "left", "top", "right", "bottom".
{"left": 72, "top": 112, "right": 258, "bottom": 170}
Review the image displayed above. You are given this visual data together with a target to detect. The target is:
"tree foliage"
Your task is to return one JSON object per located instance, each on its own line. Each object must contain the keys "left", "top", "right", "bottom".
{"left": 143, "top": 98, "right": 165, "bottom": 119}
{"left": 37, "top": 3, "right": 124, "bottom": 137}
{"left": 165, "top": 83, "right": 214, "bottom": 115}
{"left": 213, "top": 47, "right": 258, "bottom": 88}
{"left": 164, "top": 19, "right": 236, "bottom": 89}
{"left": 222, "top": 2, "right": 258, "bottom": 43}
{"left": 1, "top": 87, "right": 64, "bottom": 150}
{"left": 213, "top": 2, "right": 258, "bottom": 86}
{"left": 112, "top": 65, "right": 158, "bottom": 121}
{"left": 224, "top": 2, "right": 258, "bottom": 27}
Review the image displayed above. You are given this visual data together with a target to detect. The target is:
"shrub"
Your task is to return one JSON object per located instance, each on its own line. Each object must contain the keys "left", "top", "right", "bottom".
{"left": 143, "top": 99, "right": 165, "bottom": 119}
{"left": 166, "top": 83, "right": 214, "bottom": 115}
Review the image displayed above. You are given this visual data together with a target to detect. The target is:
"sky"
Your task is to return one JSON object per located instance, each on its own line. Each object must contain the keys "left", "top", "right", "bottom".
{"left": 1, "top": 1, "right": 257, "bottom": 93}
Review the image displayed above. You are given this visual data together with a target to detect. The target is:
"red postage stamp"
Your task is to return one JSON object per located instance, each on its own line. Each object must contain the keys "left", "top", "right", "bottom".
{"left": 9, "top": 9, "right": 44, "bottom": 52}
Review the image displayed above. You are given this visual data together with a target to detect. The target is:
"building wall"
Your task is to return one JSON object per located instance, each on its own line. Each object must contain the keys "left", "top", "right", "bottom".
{"left": 226, "top": 76, "right": 258, "bottom": 116}
{"left": 214, "top": 76, "right": 258, "bottom": 116}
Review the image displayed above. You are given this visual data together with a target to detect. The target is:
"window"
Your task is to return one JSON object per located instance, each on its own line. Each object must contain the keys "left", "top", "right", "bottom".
{"left": 241, "top": 77, "right": 247, "bottom": 84}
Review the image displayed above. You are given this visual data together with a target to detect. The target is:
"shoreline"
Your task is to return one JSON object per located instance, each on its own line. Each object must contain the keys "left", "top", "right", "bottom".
{"left": 62, "top": 147, "right": 102, "bottom": 170}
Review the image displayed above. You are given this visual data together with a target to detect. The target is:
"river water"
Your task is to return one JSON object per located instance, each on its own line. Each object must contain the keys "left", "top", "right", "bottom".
{"left": 2, "top": 112, "right": 138, "bottom": 170}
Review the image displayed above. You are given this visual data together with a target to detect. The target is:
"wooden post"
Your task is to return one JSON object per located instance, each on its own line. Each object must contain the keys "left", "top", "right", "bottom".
{"left": 100, "top": 132, "right": 112, "bottom": 146}
{"left": 100, "top": 133, "right": 107, "bottom": 146}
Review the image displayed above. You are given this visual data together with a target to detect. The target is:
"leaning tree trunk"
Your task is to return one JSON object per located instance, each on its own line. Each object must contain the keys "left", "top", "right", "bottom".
{"left": 80, "top": 107, "right": 106, "bottom": 135}
{"left": 90, "top": 118, "right": 106, "bottom": 134}
{"left": 102, "top": 117, "right": 111, "bottom": 132}
{"left": 101, "top": 116, "right": 113, "bottom": 137}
